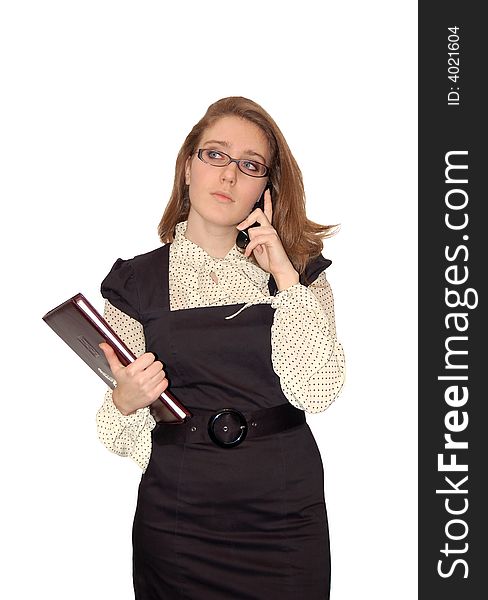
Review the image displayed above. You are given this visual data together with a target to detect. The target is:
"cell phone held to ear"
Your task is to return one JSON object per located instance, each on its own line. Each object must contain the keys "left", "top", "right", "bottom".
{"left": 236, "top": 183, "right": 271, "bottom": 253}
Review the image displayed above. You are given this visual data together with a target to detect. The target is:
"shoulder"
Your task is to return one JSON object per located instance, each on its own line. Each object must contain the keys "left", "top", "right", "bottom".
{"left": 127, "top": 244, "right": 169, "bottom": 269}
{"left": 104, "top": 244, "right": 169, "bottom": 280}
{"left": 300, "top": 254, "right": 333, "bottom": 287}
{"left": 100, "top": 244, "right": 170, "bottom": 320}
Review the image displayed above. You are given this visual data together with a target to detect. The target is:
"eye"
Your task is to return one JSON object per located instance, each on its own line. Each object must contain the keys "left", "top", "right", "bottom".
{"left": 207, "top": 150, "right": 223, "bottom": 159}
{"left": 241, "top": 160, "right": 258, "bottom": 171}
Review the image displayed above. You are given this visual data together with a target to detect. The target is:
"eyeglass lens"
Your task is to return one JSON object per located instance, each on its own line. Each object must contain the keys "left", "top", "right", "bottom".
{"left": 199, "top": 149, "right": 268, "bottom": 177}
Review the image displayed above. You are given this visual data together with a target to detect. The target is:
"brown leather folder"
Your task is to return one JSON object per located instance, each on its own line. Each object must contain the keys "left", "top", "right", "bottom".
{"left": 42, "top": 293, "right": 191, "bottom": 423}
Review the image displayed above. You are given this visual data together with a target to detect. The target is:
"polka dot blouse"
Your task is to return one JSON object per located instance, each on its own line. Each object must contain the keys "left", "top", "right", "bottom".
{"left": 96, "top": 220, "right": 346, "bottom": 471}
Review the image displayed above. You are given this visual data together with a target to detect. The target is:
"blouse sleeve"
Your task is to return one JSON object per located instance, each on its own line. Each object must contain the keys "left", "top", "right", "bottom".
{"left": 95, "top": 300, "right": 156, "bottom": 472}
{"left": 270, "top": 270, "right": 346, "bottom": 413}
{"left": 100, "top": 258, "right": 141, "bottom": 321}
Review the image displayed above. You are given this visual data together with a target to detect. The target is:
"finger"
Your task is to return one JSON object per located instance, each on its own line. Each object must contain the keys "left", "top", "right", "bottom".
{"left": 152, "top": 377, "right": 169, "bottom": 398}
{"left": 236, "top": 204, "right": 270, "bottom": 230}
{"left": 244, "top": 229, "right": 278, "bottom": 256}
{"left": 263, "top": 189, "right": 273, "bottom": 223}
{"left": 245, "top": 230, "right": 276, "bottom": 248}
{"left": 145, "top": 360, "right": 165, "bottom": 379}
{"left": 130, "top": 352, "right": 159, "bottom": 373}
{"left": 246, "top": 225, "right": 274, "bottom": 240}
{"left": 142, "top": 369, "right": 168, "bottom": 396}
{"left": 248, "top": 244, "right": 265, "bottom": 258}
{"left": 142, "top": 371, "right": 169, "bottom": 402}
{"left": 149, "top": 369, "right": 168, "bottom": 387}
{"left": 245, "top": 237, "right": 269, "bottom": 257}
{"left": 99, "top": 343, "right": 124, "bottom": 375}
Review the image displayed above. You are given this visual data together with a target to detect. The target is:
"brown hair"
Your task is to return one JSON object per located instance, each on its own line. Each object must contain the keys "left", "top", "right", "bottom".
{"left": 157, "top": 96, "right": 339, "bottom": 276}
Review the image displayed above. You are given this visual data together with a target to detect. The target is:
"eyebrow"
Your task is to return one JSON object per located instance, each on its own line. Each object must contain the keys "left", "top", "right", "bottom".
{"left": 201, "top": 139, "right": 267, "bottom": 164}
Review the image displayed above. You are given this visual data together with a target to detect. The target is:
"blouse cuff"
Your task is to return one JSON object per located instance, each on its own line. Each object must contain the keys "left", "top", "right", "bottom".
{"left": 104, "top": 390, "right": 156, "bottom": 432}
{"left": 116, "top": 399, "right": 154, "bottom": 426}
{"left": 271, "top": 282, "right": 326, "bottom": 315}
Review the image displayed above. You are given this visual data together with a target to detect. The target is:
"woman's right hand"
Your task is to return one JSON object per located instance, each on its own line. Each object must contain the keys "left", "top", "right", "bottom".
{"left": 98, "top": 342, "right": 169, "bottom": 416}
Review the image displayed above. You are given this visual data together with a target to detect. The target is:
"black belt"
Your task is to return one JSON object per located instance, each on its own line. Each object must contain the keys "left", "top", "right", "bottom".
{"left": 153, "top": 403, "right": 306, "bottom": 448}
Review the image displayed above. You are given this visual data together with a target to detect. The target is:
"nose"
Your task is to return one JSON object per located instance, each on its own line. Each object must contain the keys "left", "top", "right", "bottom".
{"left": 220, "top": 160, "right": 238, "bottom": 184}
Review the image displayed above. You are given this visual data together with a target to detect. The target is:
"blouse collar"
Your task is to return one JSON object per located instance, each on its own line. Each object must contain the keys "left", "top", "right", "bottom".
{"left": 172, "top": 220, "right": 250, "bottom": 267}
{"left": 171, "top": 220, "right": 274, "bottom": 320}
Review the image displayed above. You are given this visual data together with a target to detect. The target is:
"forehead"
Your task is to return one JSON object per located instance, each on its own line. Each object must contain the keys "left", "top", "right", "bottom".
{"left": 199, "top": 116, "right": 270, "bottom": 162}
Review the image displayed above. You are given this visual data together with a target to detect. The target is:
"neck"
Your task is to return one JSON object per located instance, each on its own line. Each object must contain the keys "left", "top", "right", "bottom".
{"left": 185, "top": 211, "right": 237, "bottom": 259}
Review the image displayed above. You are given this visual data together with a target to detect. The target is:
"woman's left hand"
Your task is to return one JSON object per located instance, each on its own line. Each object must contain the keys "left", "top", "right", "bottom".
{"left": 235, "top": 189, "right": 299, "bottom": 286}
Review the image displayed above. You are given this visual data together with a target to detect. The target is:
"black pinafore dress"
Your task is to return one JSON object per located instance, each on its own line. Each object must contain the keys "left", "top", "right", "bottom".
{"left": 101, "top": 243, "right": 332, "bottom": 600}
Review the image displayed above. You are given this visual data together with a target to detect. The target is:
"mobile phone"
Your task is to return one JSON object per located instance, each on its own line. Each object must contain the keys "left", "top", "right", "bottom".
{"left": 236, "top": 183, "right": 271, "bottom": 252}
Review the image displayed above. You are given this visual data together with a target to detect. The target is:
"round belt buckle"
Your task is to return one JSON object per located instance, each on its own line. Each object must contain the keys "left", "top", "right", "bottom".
{"left": 208, "top": 409, "right": 248, "bottom": 448}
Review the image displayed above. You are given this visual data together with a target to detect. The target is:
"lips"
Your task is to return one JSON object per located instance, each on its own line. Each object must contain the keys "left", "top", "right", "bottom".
{"left": 212, "top": 191, "right": 233, "bottom": 202}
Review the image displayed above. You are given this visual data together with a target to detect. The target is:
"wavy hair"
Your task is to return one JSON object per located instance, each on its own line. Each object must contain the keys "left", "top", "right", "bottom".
{"left": 157, "top": 96, "right": 339, "bottom": 276}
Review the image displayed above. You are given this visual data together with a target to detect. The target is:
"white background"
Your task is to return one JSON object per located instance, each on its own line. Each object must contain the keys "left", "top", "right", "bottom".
{"left": 1, "top": 1, "right": 417, "bottom": 598}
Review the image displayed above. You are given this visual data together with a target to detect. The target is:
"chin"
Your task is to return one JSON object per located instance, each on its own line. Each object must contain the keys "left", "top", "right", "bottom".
{"left": 200, "top": 211, "right": 237, "bottom": 228}
{"left": 189, "top": 201, "right": 243, "bottom": 228}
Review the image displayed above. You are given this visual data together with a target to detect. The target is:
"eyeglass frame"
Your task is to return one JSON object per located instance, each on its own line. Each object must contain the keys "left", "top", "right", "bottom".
{"left": 195, "top": 148, "right": 270, "bottom": 178}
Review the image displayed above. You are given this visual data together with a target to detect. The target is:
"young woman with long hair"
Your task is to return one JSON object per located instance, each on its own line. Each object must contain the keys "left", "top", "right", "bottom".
{"left": 97, "top": 96, "right": 345, "bottom": 599}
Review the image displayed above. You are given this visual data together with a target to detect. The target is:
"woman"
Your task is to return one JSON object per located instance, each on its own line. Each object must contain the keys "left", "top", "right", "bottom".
{"left": 97, "top": 96, "right": 345, "bottom": 599}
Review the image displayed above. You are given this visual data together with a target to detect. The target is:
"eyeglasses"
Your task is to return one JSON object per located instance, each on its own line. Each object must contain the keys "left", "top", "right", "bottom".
{"left": 196, "top": 148, "right": 269, "bottom": 178}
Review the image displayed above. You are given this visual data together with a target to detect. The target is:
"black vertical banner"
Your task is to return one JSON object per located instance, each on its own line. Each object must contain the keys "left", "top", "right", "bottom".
{"left": 419, "top": 3, "right": 486, "bottom": 598}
